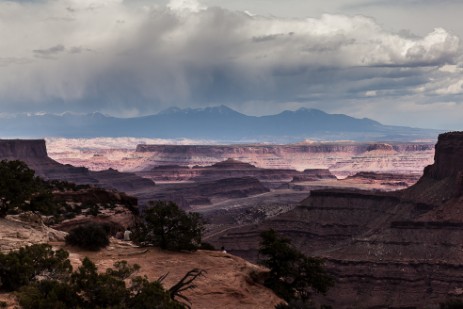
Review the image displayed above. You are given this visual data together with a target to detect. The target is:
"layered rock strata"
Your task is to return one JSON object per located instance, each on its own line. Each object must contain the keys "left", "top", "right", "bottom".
{"left": 136, "top": 142, "right": 435, "bottom": 177}
{"left": 137, "top": 176, "right": 270, "bottom": 208}
{"left": 211, "top": 132, "right": 463, "bottom": 309}
{"left": 139, "top": 158, "right": 335, "bottom": 183}
{"left": 0, "top": 139, "right": 155, "bottom": 195}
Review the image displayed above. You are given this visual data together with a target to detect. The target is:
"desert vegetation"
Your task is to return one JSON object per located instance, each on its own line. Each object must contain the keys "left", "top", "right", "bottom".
{"left": 65, "top": 223, "right": 111, "bottom": 251}
{"left": 258, "top": 229, "right": 334, "bottom": 308}
{"left": 0, "top": 160, "right": 51, "bottom": 217}
{"left": 0, "top": 160, "right": 135, "bottom": 224}
{"left": 0, "top": 160, "right": 205, "bottom": 253}
{"left": 132, "top": 200, "right": 204, "bottom": 251}
{"left": 0, "top": 160, "right": 339, "bottom": 308}
{"left": 440, "top": 300, "right": 463, "bottom": 309}
{"left": 0, "top": 244, "right": 72, "bottom": 292}
{"left": 0, "top": 244, "right": 203, "bottom": 308}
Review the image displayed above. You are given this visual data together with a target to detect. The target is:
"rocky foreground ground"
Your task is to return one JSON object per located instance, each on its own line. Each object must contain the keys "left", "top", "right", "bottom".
{"left": 0, "top": 214, "right": 282, "bottom": 309}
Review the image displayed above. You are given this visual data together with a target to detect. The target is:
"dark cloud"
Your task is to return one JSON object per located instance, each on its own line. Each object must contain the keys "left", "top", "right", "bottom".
{"left": 0, "top": 0, "right": 462, "bottom": 129}
{"left": 33, "top": 44, "right": 65, "bottom": 58}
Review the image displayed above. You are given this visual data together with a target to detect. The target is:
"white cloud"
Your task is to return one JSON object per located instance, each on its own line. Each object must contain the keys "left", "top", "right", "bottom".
{"left": 435, "top": 79, "right": 463, "bottom": 95}
{"left": 167, "top": 0, "right": 205, "bottom": 12}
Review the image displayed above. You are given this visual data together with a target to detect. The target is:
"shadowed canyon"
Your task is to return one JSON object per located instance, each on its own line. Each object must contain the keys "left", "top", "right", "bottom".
{"left": 210, "top": 132, "right": 463, "bottom": 308}
{"left": 2, "top": 132, "right": 463, "bottom": 308}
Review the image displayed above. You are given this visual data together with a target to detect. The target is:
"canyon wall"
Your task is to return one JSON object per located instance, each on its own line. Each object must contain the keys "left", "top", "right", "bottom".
{"left": 136, "top": 142, "right": 435, "bottom": 177}
{"left": 0, "top": 139, "right": 48, "bottom": 159}
{"left": 0, "top": 139, "right": 155, "bottom": 195}
{"left": 139, "top": 158, "right": 335, "bottom": 183}
{"left": 211, "top": 132, "right": 463, "bottom": 309}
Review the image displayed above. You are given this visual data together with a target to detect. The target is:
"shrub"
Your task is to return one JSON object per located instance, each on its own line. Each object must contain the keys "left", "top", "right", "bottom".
{"left": 259, "top": 229, "right": 334, "bottom": 306}
{"left": 132, "top": 201, "right": 203, "bottom": 251}
{"left": 18, "top": 280, "right": 81, "bottom": 309}
{"left": 199, "top": 242, "right": 215, "bottom": 251}
{"left": 71, "top": 258, "right": 128, "bottom": 308}
{"left": 441, "top": 300, "right": 463, "bottom": 309}
{"left": 128, "top": 279, "right": 185, "bottom": 309}
{"left": 17, "top": 257, "right": 196, "bottom": 309}
{"left": 65, "top": 223, "right": 110, "bottom": 251}
{"left": 0, "top": 160, "right": 47, "bottom": 217}
{"left": 4, "top": 243, "right": 203, "bottom": 309}
{"left": 0, "top": 244, "right": 72, "bottom": 291}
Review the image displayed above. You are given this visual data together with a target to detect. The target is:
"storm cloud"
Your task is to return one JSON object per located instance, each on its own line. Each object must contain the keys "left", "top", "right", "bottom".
{"left": 0, "top": 0, "right": 462, "bottom": 129}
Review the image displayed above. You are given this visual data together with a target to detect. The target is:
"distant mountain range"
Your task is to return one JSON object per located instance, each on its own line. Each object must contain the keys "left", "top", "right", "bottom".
{"left": 0, "top": 105, "right": 440, "bottom": 142}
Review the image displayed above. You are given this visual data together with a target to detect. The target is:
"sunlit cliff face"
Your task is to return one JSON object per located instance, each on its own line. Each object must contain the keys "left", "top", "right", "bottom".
{"left": 45, "top": 138, "right": 435, "bottom": 178}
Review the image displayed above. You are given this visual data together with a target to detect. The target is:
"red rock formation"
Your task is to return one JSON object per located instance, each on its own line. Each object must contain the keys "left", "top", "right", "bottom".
{"left": 344, "top": 171, "right": 420, "bottom": 187}
{"left": 135, "top": 142, "right": 435, "bottom": 178}
{"left": 0, "top": 139, "right": 155, "bottom": 194}
{"left": 139, "top": 176, "right": 270, "bottom": 208}
{"left": 211, "top": 132, "right": 463, "bottom": 309}
{"left": 140, "top": 158, "right": 335, "bottom": 183}
{"left": 425, "top": 131, "right": 463, "bottom": 180}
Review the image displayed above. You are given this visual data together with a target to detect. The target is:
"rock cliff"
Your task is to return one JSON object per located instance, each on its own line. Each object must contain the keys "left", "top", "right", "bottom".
{"left": 137, "top": 176, "right": 270, "bottom": 208}
{"left": 210, "top": 132, "right": 463, "bottom": 308}
{"left": 139, "top": 158, "right": 335, "bottom": 183}
{"left": 135, "top": 142, "right": 434, "bottom": 177}
{"left": 0, "top": 139, "right": 48, "bottom": 159}
{"left": 425, "top": 131, "right": 463, "bottom": 180}
{"left": 0, "top": 139, "right": 155, "bottom": 195}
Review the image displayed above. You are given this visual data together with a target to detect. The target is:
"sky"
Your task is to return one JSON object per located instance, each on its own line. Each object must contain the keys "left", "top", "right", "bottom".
{"left": 1, "top": 0, "right": 463, "bottom": 130}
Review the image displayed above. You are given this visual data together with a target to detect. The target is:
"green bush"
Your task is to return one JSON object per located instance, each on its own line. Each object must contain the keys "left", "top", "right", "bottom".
{"left": 2, "top": 244, "right": 202, "bottom": 309}
{"left": 0, "top": 160, "right": 49, "bottom": 217}
{"left": 17, "top": 257, "right": 193, "bottom": 309}
{"left": 65, "top": 223, "right": 110, "bottom": 251}
{"left": 259, "top": 229, "right": 334, "bottom": 306}
{"left": 441, "top": 300, "right": 463, "bottom": 309}
{"left": 133, "top": 201, "right": 203, "bottom": 251}
{"left": 70, "top": 258, "right": 128, "bottom": 308}
{"left": 18, "top": 280, "right": 81, "bottom": 309}
{"left": 0, "top": 244, "right": 72, "bottom": 292}
{"left": 199, "top": 242, "right": 215, "bottom": 251}
{"left": 128, "top": 279, "right": 184, "bottom": 309}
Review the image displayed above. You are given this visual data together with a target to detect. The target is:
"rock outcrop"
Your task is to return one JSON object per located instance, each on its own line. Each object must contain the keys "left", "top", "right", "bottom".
{"left": 50, "top": 187, "right": 139, "bottom": 232}
{"left": 210, "top": 132, "right": 463, "bottom": 308}
{"left": 0, "top": 220, "right": 284, "bottom": 309}
{"left": 425, "top": 131, "right": 463, "bottom": 180}
{"left": 137, "top": 176, "right": 270, "bottom": 208}
{"left": 0, "top": 139, "right": 155, "bottom": 195}
{"left": 343, "top": 171, "right": 421, "bottom": 187}
{"left": 67, "top": 245, "right": 284, "bottom": 309}
{"left": 0, "top": 213, "right": 66, "bottom": 252}
{"left": 139, "top": 158, "right": 336, "bottom": 183}
{"left": 135, "top": 142, "right": 435, "bottom": 178}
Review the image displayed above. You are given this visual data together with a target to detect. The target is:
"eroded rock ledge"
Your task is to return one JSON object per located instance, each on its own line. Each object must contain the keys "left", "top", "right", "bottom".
{"left": 212, "top": 132, "right": 463, "bottom": 309}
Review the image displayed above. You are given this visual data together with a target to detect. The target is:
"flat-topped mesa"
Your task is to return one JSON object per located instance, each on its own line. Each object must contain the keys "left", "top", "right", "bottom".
{"left": 0, "top": 139, "right": 48, "bottom": 159}
{"left": 292, "top": 169, "right": 336, "bottom": 182}
{"left": 424, "top": 132, "right": 463, "bottom": 180}
{"left": 0, "top": 139, "right": 155, "bottom": 195}
{"left": 366, "top": 143, "right": 394, "bottom": 152}
{"left": 210, "top": 158, "right": 256, "bottom": 169}
{"left": 133, "top": 143, "right": 435, "bottom": 177}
